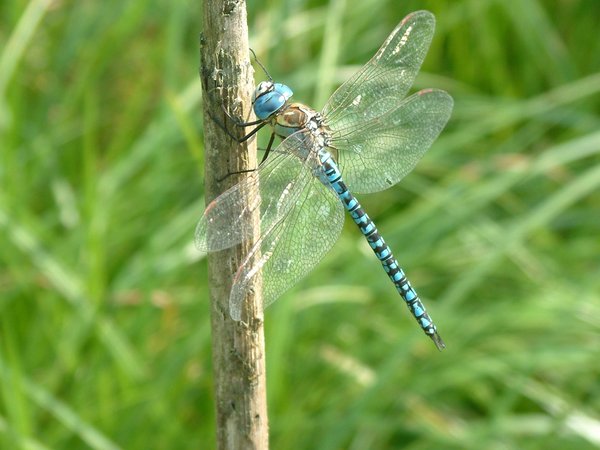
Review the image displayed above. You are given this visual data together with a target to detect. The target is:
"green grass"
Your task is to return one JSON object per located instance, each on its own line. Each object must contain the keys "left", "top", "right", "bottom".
{"left": 1, "top": 0, "right": 599, "bottom": 448}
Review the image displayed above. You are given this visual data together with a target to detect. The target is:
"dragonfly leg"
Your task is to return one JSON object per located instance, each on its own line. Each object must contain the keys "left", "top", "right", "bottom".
{"left": 259, "top": 132, "right": 276, "bottom": 165}
{"left": 221, "top": 103, "right": 264, "bottom": 128}
{"left": 207, "top": 106, "right": 268, "bottom": 143}
{"left": 216, "top": 167, "right": 256, "bottom": 182}
{"left": 216, "top": 132, "right": 277, "bottom": 182}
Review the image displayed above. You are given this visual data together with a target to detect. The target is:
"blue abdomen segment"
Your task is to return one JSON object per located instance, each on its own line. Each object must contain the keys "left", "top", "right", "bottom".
{"left": 318, "top": 149, "right": 445, "bottom": 350}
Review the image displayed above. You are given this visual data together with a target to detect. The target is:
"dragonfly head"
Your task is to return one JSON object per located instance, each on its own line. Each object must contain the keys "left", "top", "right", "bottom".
{"left": 252, "top": 81, "right": 293, "bottom": 120}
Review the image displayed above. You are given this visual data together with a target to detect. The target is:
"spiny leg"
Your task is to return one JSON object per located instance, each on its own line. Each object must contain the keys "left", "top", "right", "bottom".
{"left": 216, "top": 131, "right": 277, "bottom": 182}
{"left": 204, "top": 88, "right": 273, "bottom": 181}
{"left": 203, "top": 83, "right": 267, "bottom": 142}
{"left": 208, "top": 104, "right": 268, "bottom": 143}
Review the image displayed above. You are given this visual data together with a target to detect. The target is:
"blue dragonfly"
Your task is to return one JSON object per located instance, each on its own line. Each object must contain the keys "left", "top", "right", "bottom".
{"left": 196, "top": 10, "right": 453, "bottom": 350}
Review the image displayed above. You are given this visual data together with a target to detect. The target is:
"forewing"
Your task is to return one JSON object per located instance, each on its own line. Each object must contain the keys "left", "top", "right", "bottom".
{"left": 322, "top": 10, "right": 435, "bottom": 128}
{"left": 229, "top": 149, "right": 345, "bottom": 320}
{"left": 195, "top": 134, "right": 315, "bottom": 253}
{"left": 329, "top": 89, "right": 453, "bottom": 194}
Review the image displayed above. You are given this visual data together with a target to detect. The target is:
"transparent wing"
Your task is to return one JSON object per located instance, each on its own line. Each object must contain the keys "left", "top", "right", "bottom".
{"left": 195, "top": 137, "right": 314, "bottom": 253}
{"left": 322, "top": 10, "right": 436, "bottom": 127}
{"left": 228, "top": 140, "right": 345, "bottom": 320}
{"left": 230, "top": 172, "right": 344, "bottom": 320}
{"left": 194, "top": 131, "right": 345, "bottom": 321}
{"left": 329, "top": 89, "right": 453, "bottom": 194}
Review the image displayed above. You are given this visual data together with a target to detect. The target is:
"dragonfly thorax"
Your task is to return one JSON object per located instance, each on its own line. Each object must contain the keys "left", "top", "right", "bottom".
{"left": 272, "top": 102, "right": 332, "bottom": 149}
{"left": 270, "top": 103, "right": 332, "bottom": 166}
{"left": 271, "top": 103, "right": 310, "bottom": 136}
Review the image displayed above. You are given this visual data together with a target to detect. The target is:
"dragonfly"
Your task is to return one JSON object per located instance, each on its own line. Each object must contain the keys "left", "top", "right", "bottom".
{"left": 196, "top": 10, "right": 453, "bottom": 350}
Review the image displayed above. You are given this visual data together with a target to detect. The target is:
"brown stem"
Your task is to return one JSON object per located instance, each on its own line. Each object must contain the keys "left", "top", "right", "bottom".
{"left": 200, "top": 1, "right": 268, "bottom": 448}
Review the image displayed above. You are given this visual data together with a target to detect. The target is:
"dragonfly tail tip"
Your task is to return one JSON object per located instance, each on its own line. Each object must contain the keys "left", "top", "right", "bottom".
{"left": 431, "top": 333, "right": 446, "bottom": 351}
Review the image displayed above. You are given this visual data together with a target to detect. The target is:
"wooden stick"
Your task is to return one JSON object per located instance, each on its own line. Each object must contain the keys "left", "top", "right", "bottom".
{"left": 200, "top": 1, "right": 269, "bottom": 448}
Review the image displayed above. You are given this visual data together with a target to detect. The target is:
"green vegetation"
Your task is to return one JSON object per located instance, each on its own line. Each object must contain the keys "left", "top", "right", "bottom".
{"left": 1, "top": 0, "right": 599, "bottom": 448}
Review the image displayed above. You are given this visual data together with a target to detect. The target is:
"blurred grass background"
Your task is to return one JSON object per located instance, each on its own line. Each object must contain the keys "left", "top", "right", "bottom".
{"left": 1, "top": 0, "right": 599, "bottom": 448}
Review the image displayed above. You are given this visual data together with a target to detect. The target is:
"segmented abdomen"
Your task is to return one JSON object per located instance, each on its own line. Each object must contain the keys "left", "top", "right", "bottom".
{"left": 318, "top": 148, "right": 445, "bottom": 350}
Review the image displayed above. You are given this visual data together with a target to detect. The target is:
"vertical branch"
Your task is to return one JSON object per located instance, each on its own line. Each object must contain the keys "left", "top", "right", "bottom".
{"left": 200, "top": 1, "right": 268, "bottom": 449}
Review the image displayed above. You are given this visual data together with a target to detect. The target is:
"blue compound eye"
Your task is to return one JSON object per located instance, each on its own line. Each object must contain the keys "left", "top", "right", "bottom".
{"left": 253, "top": 82, "right": 293, "bottom": 120}
{"left": 252, "top": 81, "right": 273, "bottom": 103}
